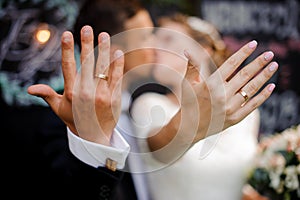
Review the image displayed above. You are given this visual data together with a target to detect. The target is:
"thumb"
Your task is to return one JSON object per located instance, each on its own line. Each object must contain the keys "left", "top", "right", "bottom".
{"left": 181, "top": 50, "right": 201, "bottom": 105}
{"left": 27, "top": 84, "right": 61, "bottom": 112}
{"left": 183, "top": 50, "right": 201, "bottom": 84}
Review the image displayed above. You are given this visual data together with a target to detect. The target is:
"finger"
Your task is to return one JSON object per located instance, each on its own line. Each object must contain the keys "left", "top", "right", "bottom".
{"left": 109, "top": 50, "right": 124, "bottom": 91}
{"left": 233, "top": 83, "right": 276, "bottom": 123}
{"left": 183, "top": 49, "right": 201, "bottom": 84}
{"left": 80, "top": 26, "right": 95, "bottom": 85}
{"left": 95, "top": 32, "right": 111, "bottom": 75}
{"left": 231, "top": 62, "right": 278, "bottom": 107}
{"left": 27, "top": 84, "right": 62, "bottom": 114}
{"left": 228, "top": 51, "right": 274, "bottom": 94}
{"left": 180, "top": 50, "right": 203, "bottom": 106}
{"left": 219, "top": 40, "right": 257, "bottom": 81}
{"left": 61, "top": 31, "right": 76, "bottom": 96}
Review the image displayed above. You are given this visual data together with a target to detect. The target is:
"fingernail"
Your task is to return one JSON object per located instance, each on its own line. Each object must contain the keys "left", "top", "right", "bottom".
{"left": 248, "top": 40, "right": 257, "bottom": 49}
{"left": 62, "top": 32, "right": 71, "bottom": 42}
{"left": 114, "top": 50, "right": 123, "bottom": 58}
{"left": 268, "top": 83, "right": 276, "bottom": 92}
{"left": 101, "top": 33, "right": 108, "bottom": 41}
{"left": 83, "top": 26, "right": 91, "bottom": 36}
{"left": 183, "top": 49, "right": 190, "bottom": 59}
{"left": 269, "top": 62, "right": 278, "bottom": 72}
{"left": 264, "top": 51, "right": 274, "bottom": 61}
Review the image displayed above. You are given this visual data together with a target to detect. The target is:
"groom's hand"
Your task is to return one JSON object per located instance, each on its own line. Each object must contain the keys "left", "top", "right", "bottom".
{"left": 28, "top": 25, "right": 124, "bottom": 146}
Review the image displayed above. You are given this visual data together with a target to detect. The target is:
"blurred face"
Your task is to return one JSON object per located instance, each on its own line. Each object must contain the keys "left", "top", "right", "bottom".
{"left": 123, "top": 9, "right": 155, "bottom": 78}
{"left": 153, "top": 21, "right": 190, "bottom": 86}
{"left": 154, "top": 21, "right": 211, "bottom": 87}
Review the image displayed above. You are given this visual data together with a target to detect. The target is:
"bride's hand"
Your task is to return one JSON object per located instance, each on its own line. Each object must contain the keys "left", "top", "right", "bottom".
{"left": 182, "top": 40, "right": 278, "bottom": 142}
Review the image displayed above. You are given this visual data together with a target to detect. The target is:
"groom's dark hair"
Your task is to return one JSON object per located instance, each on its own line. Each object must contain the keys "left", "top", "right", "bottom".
{"left": 73, "top": 0, "right": 143, "bottom": 48}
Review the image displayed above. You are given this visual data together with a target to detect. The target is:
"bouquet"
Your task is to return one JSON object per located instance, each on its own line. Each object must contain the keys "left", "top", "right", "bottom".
{"left": 247, "top": 124, "right": 300, "bottom": 200}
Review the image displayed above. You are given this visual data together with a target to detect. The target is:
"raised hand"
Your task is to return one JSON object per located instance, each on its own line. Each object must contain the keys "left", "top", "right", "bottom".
{"left": 28, "top": 25, "right": 124, "bottom": 146}
{"left": 182, "top": 40, "right": 277, "bottom": 142}
{"left": 147, "top": 40, "right": 278, "bottom": 162}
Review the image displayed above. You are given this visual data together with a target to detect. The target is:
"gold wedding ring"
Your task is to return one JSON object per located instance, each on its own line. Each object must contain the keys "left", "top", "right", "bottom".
{"left": 239, "top": 89, "right": 249, "bottom": 102}
{"left": 95, "top": 73, "right": 108, "bottom": 81}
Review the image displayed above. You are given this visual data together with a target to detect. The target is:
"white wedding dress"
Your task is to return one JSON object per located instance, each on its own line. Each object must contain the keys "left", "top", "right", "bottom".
{"left": 131, "top": 92, "right": 260, "bottom": 200}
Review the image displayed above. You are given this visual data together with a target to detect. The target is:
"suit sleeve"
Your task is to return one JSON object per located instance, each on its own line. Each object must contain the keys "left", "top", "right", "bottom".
{"left": 39, "top": 109, "right": 130, "bottom": 199}
{"left": 67, "top": 127, "right": 130, "bottom": 169}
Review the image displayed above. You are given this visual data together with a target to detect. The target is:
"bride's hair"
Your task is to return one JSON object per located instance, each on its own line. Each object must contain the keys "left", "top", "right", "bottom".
{"left": 157, "top": 13, "right": 232, "bottom": 68}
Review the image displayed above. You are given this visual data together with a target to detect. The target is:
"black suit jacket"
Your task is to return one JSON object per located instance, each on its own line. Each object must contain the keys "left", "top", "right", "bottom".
{"left": 2, "top": 100, "right": 137, "bottom": 200}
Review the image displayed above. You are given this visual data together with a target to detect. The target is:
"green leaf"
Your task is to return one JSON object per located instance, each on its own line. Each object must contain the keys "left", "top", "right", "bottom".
{"left": 248, "top": 168, "right": 271, "bottom": 193}
{"left": 277, "top": 150, "right": 299, "bottom": 166}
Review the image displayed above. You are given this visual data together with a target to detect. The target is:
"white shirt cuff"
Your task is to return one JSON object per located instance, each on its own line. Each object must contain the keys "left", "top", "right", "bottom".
{"left": 67, "top": 127, "right": 130, "bottom": 169}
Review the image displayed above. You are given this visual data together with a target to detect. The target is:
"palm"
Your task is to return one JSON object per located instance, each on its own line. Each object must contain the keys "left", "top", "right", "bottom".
{"left": 58, "top": 94, "right": 74, "bottom": 131}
